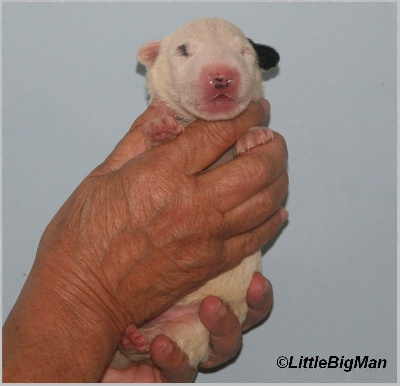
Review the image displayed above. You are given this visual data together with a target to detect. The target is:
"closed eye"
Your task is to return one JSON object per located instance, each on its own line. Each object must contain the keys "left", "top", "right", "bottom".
{"left": 177, "top": 44, "right": 189, "bottom": 57}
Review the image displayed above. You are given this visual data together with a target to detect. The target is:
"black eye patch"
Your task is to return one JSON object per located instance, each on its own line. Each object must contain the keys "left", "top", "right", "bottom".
{"left": 177, "top": 44, "right": 189, "bottom": 57}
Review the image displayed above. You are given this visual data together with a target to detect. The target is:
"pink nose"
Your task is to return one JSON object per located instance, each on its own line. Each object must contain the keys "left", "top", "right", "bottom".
{"left": 203, "top": 66, "right": 239, "bottom": 91}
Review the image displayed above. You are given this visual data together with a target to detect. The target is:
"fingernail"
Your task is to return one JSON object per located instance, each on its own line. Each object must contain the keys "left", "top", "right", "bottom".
{"left": 263, "top": 279, "right": 272, "bottom": 297}
{"left": 161, "top": 339, "right": 173, "bottom": 355}
{"left": 279, "top": 207, "right": 289, "bottom": 223}
{"left": 211, "top": 298, "right": 227, "bottom": 318}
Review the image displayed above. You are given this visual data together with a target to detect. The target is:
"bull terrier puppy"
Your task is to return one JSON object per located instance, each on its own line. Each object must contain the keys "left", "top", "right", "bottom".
{"left": 111, "top": 17, "right": 279, "bottom": 369}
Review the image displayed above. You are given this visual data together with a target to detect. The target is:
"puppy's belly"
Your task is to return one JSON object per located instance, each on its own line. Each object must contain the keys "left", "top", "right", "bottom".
{"left": 114, "top": 250, "right": 261, "bottom": 368}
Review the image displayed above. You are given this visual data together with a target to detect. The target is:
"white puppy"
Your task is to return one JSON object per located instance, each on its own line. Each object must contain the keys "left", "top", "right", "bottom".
{"left": 111, "top": 17, "right": 279, "bottom": 369}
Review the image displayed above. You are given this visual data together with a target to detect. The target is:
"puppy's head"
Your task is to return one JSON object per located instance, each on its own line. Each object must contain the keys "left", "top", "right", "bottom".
{"left": 138, "top": 18, "right": 279, "bottom": 121}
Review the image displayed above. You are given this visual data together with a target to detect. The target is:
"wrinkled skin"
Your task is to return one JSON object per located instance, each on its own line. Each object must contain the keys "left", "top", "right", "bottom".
{"left": 3, "top": 99, "right": 288, "bottom": 382}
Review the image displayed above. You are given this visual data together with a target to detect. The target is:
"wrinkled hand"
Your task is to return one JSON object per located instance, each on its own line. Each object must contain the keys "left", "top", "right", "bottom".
{"left": 37, "top": 98, "right": 287, "bottom": 330}
{"left": 101, "top": 273, "right": 273, "bottom": 382}
{"left": 4, "top": 98, "right": 288, "bottom": 382}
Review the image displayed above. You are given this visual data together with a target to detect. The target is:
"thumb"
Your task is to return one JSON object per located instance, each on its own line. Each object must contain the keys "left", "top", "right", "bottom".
{"left": 90, "top": 103, "right": 161, "bottom": 176}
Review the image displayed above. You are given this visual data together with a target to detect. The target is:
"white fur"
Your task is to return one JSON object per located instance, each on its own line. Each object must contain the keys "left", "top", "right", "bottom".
{"left": 140, "top": 18, "right": 264, "bottom": 122}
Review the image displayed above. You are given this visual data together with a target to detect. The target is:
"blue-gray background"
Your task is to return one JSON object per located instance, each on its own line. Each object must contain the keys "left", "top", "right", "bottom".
{"left": 3, "top": 2, "right": 397, "bottom": 383}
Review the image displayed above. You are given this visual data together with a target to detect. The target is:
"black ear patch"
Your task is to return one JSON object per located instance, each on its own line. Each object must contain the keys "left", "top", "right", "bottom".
{"left": 247, "top": 38, "right": 280, "bottom": 70}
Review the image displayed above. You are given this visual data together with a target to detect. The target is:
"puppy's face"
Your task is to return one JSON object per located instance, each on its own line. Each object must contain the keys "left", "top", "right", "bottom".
{"left": 138, "top": 18, "right": 279, "bottom": 121}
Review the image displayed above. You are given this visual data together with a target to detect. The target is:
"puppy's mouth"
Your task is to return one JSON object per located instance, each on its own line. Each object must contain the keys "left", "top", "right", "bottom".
{"left": 207, "top": 94, "right": 236, "bottom": 104}
{"left": 190, "top": 93, "right": 244, "bottom": 119}
{"left": 184, "top": 91, "right": 250, "bottom": 121}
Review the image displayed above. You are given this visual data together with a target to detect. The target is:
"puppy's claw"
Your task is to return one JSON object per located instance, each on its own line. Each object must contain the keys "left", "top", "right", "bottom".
{"left": 235, "top": 127, "right": 274, "bottom": 156}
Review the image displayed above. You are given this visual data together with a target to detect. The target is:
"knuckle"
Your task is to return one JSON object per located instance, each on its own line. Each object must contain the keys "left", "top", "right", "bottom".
{"left": 204, "top": 121, "right": 242, "bottom": 147}
{"left": 269, "top": 211, "right": 285, "bottom": 237}
{"left": 243, "top": 230, "right": 262, "bottom": 256}
{"left": 260, "top": 187, "right": 278, "bottom": 213}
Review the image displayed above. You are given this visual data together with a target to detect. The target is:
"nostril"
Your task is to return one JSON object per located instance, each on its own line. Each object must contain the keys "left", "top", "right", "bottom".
{"left": 208, "top": 76, "right": 223, "bottom": 85}
{"left": 209, "top": 75, "right": 233, "bottom": 89}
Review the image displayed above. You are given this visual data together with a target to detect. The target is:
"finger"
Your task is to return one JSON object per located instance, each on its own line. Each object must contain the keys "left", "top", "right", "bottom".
{"left": 199, "top": 296, "right": 242, "bottom": 368}
{"left": 162, "top": 99, "right": 270, "bottom": 175}
{"left": 223, "top": 170, "right": 288, "bottom": 238}
{"left": 91, "top": 103, "right": 162, "bottom": 176}
{"left": 222, "top": 207, "right": 289, "bottom": 268}
{"left": 92, "top": 130, "right": 148, "bottom": 176}
{"left": 242, "top": 273, "right": 273, "bottom": 331}
{"left": 150, "top": 334, "right": 197, "bottom": 383}
{"left": 198, "top": 131, "right": 288, "bottom": 213}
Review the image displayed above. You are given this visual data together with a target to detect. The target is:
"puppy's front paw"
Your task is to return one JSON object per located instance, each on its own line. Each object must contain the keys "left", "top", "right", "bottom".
{"left": 143, "top": 116, "right": 184, "bottom": 149}
{"left": 235, "top": 127, "right": 274, "bottom": 155}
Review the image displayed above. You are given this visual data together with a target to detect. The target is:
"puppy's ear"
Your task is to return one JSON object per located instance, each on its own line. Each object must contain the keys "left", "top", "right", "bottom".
{"left": 137, "top": 41, "right": 161, "bottom": 68}
{"left": 248, "top": 38, "right": 280, "bottom": 70}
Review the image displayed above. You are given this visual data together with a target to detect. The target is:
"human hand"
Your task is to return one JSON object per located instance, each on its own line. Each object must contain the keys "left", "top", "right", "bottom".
{"left": 3, "top": 99, "right": 288, "bottom": 382}
{"left": 100, "top": 273, "right": 273, "bottom": 382}
{"left": 37, "top": 98, "right": 287, "bottom": 328}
